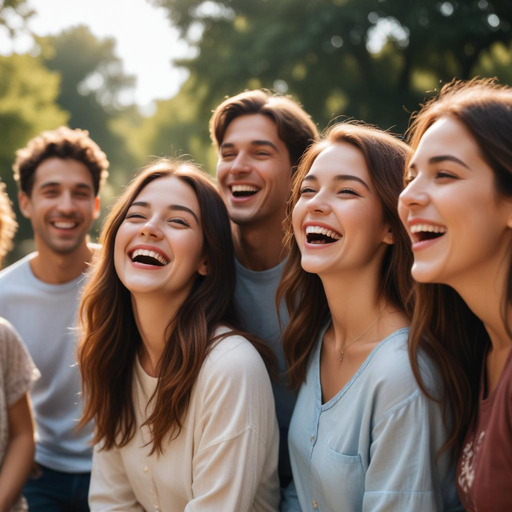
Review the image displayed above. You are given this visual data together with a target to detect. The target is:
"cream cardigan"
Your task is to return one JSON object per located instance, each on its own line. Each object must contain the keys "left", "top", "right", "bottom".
{"left": 89, "top": 329, "right": 280, "bottom": 512}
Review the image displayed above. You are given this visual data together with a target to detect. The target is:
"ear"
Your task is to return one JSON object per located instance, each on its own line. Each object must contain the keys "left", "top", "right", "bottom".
{"left": 93, "top": 196, "right": 100, "bottom": 220}
{"left": 18, "top": 191, "right": 32, "bottom": 219}
{"left": 383, "top": 228, "right": 394, "bottom": 245}
{"left": 198, "top": 259, "right": 208, "bottom": 276}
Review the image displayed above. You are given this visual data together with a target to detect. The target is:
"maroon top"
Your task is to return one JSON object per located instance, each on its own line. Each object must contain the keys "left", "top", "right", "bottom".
{"left": 456, "top": 348, "right": 512, "bottom": 511}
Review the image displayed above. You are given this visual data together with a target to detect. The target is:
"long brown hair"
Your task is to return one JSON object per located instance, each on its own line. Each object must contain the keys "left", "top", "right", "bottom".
{"left": 276, "top": 122, "right": 414, "bottom": 390}
{"left": 405, "top": 78, "right": 512, "bottom": 456}
{"left": 78, "top": 158, "right": 276, "bottom": 454}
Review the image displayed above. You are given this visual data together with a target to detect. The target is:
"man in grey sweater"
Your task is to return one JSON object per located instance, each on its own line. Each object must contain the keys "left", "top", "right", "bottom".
{"left": 210, "top": 90, "right": 318, "bottom": 488}
{"left": 0, "top": 127, "right": 109, "bottom": 511}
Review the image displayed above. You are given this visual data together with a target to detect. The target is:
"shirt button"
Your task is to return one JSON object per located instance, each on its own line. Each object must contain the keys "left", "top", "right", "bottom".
{"left": 310, "top": 434, "right": 315, "bottom": 443}
{"left": 143, "top": 465, "right": 149, "bottom": 473}
{"left": 312, "top": 499, "right": 318, "bottom": 509}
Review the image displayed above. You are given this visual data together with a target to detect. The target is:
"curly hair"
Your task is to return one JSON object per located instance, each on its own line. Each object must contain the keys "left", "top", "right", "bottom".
{"left": 13, "top": 126, "right": 109, "bottom": 196}
{"left": 0, "top": 181, "right": 18, "bottom": 265}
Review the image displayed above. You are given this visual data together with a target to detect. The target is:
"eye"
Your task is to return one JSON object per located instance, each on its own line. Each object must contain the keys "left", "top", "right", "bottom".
{"left": 169, "top": 218, "right": 190, "bottom": 227}
{"left": 255, "top": 150, "right": 271, "bottom": 157}
{"left": 299, "top": 186, "right": 316, "bottom": 195}
{"left": 404, "top": 174, "right": 416, "bottom": 185}
{"left": 436, "top": 171, "right": 458, "bottom": 180}
{"left": 221, "top": 152, "right": 236, "bottom": 160}
{"left": 338, "top": 188, "right": 360, "bottom": 197}
{"left": 125, "top": 212, "right": 145, "bottom": 220}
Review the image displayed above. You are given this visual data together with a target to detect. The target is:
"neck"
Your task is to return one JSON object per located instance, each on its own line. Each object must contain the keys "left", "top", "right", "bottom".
{"left": 131, "top": 293, "right": 183, "bottom": 377}
{"left": 451, "top": 256, "right": 512, "bottom": 351}
{"left": 30, "top": 241, "right": 94, "bottom": 284}
{"left": 232, "top": 218, "right": 287, "bottom": 271}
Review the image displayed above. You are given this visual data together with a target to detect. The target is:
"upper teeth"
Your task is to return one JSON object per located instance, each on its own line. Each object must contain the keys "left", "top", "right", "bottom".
{"left": 131, "top": 249, "right": 169, "bottom": 265}
{"left": 410, "top": 224, "right": 447, "bottom": 234}
{"left": 53, "top": 222, "right": 76, "bottom": 229}
{"left": 305, "top": 225, "right": 342, "bottom": 240}
{"left": 231, "top": 185, "right": 259, "bottom": 193}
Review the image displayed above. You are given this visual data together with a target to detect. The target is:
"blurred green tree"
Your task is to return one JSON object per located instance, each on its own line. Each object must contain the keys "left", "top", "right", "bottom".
{"left": 0, "top": 0, "right": 34, "bottom": 35}
{"left": 150, "top": 0, "right": 512, "bottom": 135}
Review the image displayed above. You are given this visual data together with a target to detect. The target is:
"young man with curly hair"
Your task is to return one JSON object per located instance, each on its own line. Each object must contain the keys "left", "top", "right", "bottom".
{"left": 210, "top": 90, "right": 318, "bottom": 491}
{"left": 0, "top": 127, "right": 109, "bottom": 511}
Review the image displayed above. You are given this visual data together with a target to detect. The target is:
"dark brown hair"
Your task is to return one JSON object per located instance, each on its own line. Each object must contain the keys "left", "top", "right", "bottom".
{"left": 277, "top": 122, "right": 414, "bottom": 390}
{"left": 405, "top": 78, "right": 512, "bottom": 456}
{"left": 210, "top": 89, "right": 318, "bottom": 171}
{"left": 13, "top": 126, "right": 109, "bottom": 196}
{"left": 78, "top": 158, "right": 276, "bottom": 454}
{"left": 0, "top": 181, "right": 17, "bottom": 265}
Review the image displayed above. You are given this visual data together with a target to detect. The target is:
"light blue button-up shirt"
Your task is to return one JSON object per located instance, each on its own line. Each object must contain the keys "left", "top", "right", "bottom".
{"left": 282, "top": 326, "right": 462, "bottom": 512}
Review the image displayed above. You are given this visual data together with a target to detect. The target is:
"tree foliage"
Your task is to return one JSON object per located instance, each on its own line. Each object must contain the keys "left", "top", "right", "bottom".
{"left": 150, "top": 0, "right": 512, "bottom": 132}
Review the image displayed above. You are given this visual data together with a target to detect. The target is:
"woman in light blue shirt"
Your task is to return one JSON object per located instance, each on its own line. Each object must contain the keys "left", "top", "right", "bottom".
{"left": 277, "top": 123, "right": 461, "bottom": 511}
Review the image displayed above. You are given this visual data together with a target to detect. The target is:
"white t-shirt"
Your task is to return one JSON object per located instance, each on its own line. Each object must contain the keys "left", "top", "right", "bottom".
{"left": 89, "top": 328, "right": 280, "bottom": 512}
{"left": 0, "top": 254, "right": 93, "bottom": 473}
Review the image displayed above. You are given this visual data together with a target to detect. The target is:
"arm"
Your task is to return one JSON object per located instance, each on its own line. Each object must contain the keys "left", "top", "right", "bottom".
{"left": 88, "top": 444, "right": 145, "bottom": 512}
{"left": 362, "top": 391, "right": 462, "bottom": 512}
{"left": 185, "top": 339, "right": 280, "bottom": 512}
{"left": 0, "top": 394, "right": 35, "bottom": 512}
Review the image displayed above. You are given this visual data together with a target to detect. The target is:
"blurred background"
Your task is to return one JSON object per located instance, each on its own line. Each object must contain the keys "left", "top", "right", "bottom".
{"left": 1, "top": 0, "right": 511, "bottom": 264}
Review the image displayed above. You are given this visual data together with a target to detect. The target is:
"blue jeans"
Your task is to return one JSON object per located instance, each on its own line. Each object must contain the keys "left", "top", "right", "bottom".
{"left": 23, "top": 464, "right": 90, "bottom": 511}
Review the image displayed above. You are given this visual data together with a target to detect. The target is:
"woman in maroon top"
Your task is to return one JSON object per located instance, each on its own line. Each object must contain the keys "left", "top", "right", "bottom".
{"left": 398, "top": 78, "right": 512, "bottom": 512}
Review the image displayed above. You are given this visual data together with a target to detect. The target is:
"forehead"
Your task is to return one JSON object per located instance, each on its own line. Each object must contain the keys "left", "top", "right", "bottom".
{"left": 222, "top": 114, "right": 283, "bottom": 146}
{"left": 133, "top": 175, "right": 200, "bottom": 212}
{"left": 33, "top": 157, "right": 94, "bottom": 188}
{"left": 308, "top": 143, "right": 370, "bottom": 181}
{"left": 412, "top": 116, "right": 481, "bottom": 164}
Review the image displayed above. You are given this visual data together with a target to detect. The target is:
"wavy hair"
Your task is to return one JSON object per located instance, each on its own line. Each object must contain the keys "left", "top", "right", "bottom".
{"left": 277, "top": 122, "right": 413, "bottom": 390}
{"left": 78, "top": 158, "right": 276, "bottom": 454}
{"left": 405, "top": 78, "right": 512, "bottom": 456}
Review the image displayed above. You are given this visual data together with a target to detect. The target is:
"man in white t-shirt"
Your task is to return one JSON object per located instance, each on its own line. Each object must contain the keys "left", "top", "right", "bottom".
{"left": 210, "top": 91, "right": 318, "bottom": 490}
{"left": 0, "top": 127, "right": 109, "bottom": 511}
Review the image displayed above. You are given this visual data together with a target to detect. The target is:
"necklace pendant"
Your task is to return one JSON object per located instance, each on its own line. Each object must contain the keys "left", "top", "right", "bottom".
{"left": 339, "top": 350, "right": 344, "bottom": 363}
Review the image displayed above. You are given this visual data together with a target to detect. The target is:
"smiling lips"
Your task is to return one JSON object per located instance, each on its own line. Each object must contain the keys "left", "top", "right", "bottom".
{"left": 230, "top": 184, "right": 260, "bottom": 199}
{"left": 305, "top": 225, "right": 342, "bottom": 245}
{"left": 51, "top": 221, "right": 79, "bottom": 230}
{"left": 409, "top": 222, "right": 447, "bottom": 250}
{"left": 130, "top": 248, "right": 170, "bottom": 267}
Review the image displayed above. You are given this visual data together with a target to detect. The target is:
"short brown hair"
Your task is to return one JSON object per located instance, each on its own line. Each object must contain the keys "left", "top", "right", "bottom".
{"left": 0, "top": 181, "right": 17, "bottom": 265}
{"left": 13, "top": 126, "right": 109, "bottom": 196}
{"left": 210, "top": 90, "right": 318, "bottom": 171}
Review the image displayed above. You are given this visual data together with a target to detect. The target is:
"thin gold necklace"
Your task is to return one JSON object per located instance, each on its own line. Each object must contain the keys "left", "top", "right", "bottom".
{"left": 339, "top": 307, "right": 386, "bottom": 363}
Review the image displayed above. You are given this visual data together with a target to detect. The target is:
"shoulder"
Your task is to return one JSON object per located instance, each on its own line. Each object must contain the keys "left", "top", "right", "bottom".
{"left": 199, "top": 326, "right": 269, "bottom": 385}
{"left": 0, "top": 317, "right": 33, "bottom": 368}
{"left": 0, "top": 254, "right": 33, "bottom": 283}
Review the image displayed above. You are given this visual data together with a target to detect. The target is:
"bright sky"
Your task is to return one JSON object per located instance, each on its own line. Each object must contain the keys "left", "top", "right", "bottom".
{"left": 0, "top": 0, "right": 193, "bottom": 112}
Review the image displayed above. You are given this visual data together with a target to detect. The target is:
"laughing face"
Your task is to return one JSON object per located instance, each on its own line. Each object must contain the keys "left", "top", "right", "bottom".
{"left": 18, "top": 157, "right": 99, "bottom": 255}
{"left": 399, "top": 116, "right": 512, "bottom": 286}
{"left": 292, "top": 143, "right": 391, "bottom": 277}
{"left": 114, "top": 175, "right": 207, "bottom": 300}
{"left": 216, "top": 114, "right": 293, "bottom": 228}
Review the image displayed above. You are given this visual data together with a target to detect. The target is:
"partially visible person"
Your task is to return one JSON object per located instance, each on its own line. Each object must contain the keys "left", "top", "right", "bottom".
{"left": 0, "top": 127, "right": 108, "bottom": 511}
{"left": 79, "top": 159, "right": 279, "bottom": 511}
{"left": 279, "top": 123, "right": 461, "bottom": 511}
{"left": 399, "top": 78, "right": 512, "bottom": 511}
{"left": 0, "top": 181, "right": 39, "bottom": 512}
{"left": 210, "top": 90, "right": 318, "bottom": 487}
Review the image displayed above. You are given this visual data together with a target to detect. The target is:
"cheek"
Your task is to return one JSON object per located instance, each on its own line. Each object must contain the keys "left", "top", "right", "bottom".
{"left": 291, "top": 202, "right": 305, "bottom": 245}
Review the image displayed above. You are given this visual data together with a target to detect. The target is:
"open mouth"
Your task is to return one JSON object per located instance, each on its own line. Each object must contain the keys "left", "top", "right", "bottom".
{"left": 230, "top": 185, "right": 260, "bottom": 198}
{"left": 130, "top": 249, "right": 169, "bottom": 267}
{"left": 305, "top": 225, "right": 342, "bottom": 245}
{"left": 51, "top": 221, "right": 78, "bottom": 230}
{"left": 410, "top": 223, "right": 447, "bottom": 243}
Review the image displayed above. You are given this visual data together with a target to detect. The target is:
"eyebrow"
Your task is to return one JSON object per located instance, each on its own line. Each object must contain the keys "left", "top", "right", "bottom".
{"left": 220, "top": 140, "right": 279, "bottom": 152}
{"left": 409, "top": 155, "right": 470, "bottom": 170}
{"left": 303, "top": 174, "right": 370, "bottom": 191}
{"left": 129, "top": 201, "right": 199, "bottom": 223}
{"left": 39, "top": 181, "right": 94, "bottom": 192}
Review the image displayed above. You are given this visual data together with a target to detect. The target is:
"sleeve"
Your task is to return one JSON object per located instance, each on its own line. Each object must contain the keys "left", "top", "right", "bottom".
{"left": 280, "top": 479, "right": 301, "bottom": 512}
{"left": 185, "top": 338, "right": 280, "bottom": 512}
{"left": 88, "top": 443, "right": 145, "bottom": 512}
{"left": 362, "top": 390, "right": 463, "bottom": 512}
{"left": 0, "top": 320, "right": 39, "bottom": 407}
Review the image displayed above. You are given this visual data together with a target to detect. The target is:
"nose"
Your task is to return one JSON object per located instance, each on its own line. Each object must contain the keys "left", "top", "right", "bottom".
{"left": 304, "top": 191, "right": 332, "bottom": 215}
{"left": 399, "top": 177, "right": 429, "bottom": 210}
{"left": 138, "top": 217, "right": 163, "bottom": 240}
{"left": 229, "top": 152, "right": 251, "bottom": 176}
{"left": 57, "top": 191, "right": 77, "bottom": 215}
